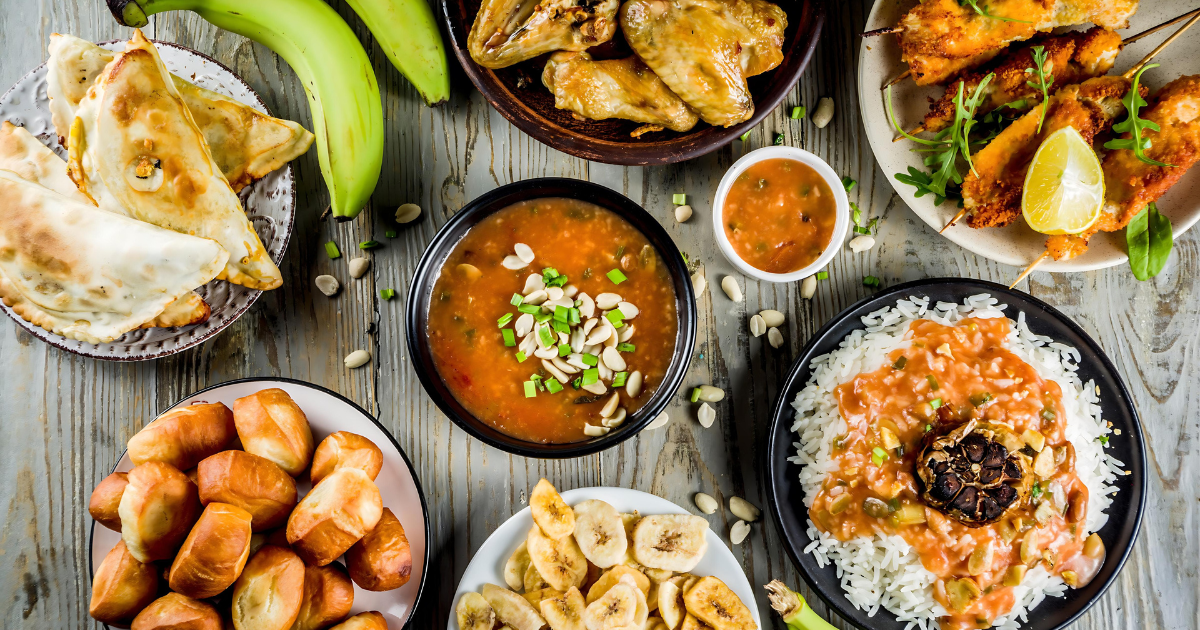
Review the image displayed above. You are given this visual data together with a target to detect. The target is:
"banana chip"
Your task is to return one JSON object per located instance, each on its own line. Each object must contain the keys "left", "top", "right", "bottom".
{"left": 658, "top": 579, "right": 686, "bottom": 629}
{"left": 632, "top": 514, "right": 710, "bottom": 572}
{"left": 586, "top": 565, "right": 651, "bottom": 604}
{"left": 532, "top": 479, "right": 576, "bottom": 539}
{"left": 682, "top": 576, "right": 755, "bottom": 630}
{"left": 523, "top": 587, "right": 565, "bottom": 608}
{"left": 505, "top": 541, "right": 532, "bottom": 591}
{"left": 573, "top": 499, "right": 629, "bottom": 568}
{"left": 481, "top": 583, "right": 547, "bottom": 630}
{"left": 528, "top": 524, "right": 589, "bottom": 591}
{"left": 540, "top": 586, "right": 587, "bottom": 630}
{"left": 680, "top": 613, "right": 716, "bottom": 630}
{"left": 456, "top": 591, "right": 496, "bottom": 630}
{"left": 525, "top": 561, "right": 551, "bottom": 592}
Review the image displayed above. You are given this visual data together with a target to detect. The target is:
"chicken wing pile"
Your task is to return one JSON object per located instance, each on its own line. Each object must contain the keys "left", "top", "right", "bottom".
{"left": 469, "top": 0, "right": 788, "bottom": 135}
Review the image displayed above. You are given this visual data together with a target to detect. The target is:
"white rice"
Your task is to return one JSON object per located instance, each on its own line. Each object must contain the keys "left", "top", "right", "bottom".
{"left": 788, "top": 294, "right": 1121, "bottom": 630}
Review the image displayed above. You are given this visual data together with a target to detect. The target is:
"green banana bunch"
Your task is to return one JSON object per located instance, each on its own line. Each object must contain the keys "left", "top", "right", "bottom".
{"left": 343, "top": 0, "right": 451, "bottom": 106}
{"left": 108, "top": 0, "right": 383, "bottom": 222}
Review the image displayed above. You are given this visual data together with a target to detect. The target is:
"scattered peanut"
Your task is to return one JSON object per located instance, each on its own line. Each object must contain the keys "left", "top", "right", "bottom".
{"left": 730, "top": 520, "right": 751, "bottom": 545}
{"left": 720, "top": 276, "right": 744, "bottom": 302}
{"left": 344, "top": 349, "right": 371, "bottom": 369}
{"left": 801, "top": 275, "right": 817, "bottom": 299}
{"left": 395, "top": 203, "right": 422, "bottom": 223}
{"left": 811, "top": 97, "right": 834, "bottom": 129}
{"left": 697, "top": 403, "right": 716, "bottom": 428}
{"left": 729, "top": 497, "right": 761, "bottom": 522}
{"left": 695, "top": 385, "right": 725, "bottom": 402}
{"left": 759, "top": 309, "right": 785, "bottom": 328}
{"left": 749, "top": 315, "right": 767, "bottom": 337}
{"left": 348, "top": 257, "right": 370, "bottom": 279}
{"left": 675, "top": 205, "right": 693, "bottom": 223}
{"left": 315, "top": 275, "right": 340, "bottom": 297}
{"left": 694, "top": 493, "right": 719, "bottom": 515}
{"left": 767, "top": 327, "right": 785, "bottom": 349}
{"left": 643, "top": 411, "right": 670, "bottom": 430}
{"left": 848, "top": 235, "right": 875, "bottom": 253}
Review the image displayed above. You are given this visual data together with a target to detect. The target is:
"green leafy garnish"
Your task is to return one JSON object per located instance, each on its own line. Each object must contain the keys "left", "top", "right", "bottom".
{"left": 617, "top": 342, "right": 636, "bottom": 353}
{"left": 546, "top": 379, "right": 564, "bottom": 394}
{"left": 774, "top": 133, "right": 785, "bottom": 146}
{"left": 892, "top": 356, "right": 907, "bottom": 370}
{"left": 863, "top": 275, "right": 881, "bottom": 288}
{"left": 558, "top": 343, "right": 571, "bottom": 357}
{"left": 581, "top": 368, "right": 599, "bottom": 386}
{"left": 607, "top": 269, "right": 627, "bottom": 285}
{"left": 1025, "top": 46, "right": 1053, "bottom": 133}
{"left": 612, "top": 372, "right": 628, "bottom": 387}
{"left": 887, "top": 73, "right": 995, "bottom": 204}
{"left": 581, "top": 353, "right": 599, "bottom": 367}
{"left": 1097, "top": 435, "right": 1110, "bottom": 445}
{"left": 497, "top": 313, "right": 513, "bottom": 327}
{"left": 501, "top": 329, "right": 516, "bottom": 347}
{"left": 1031, "top": 481, "right": 1043, "bottom": 500}
{"left": 1105, "top": 64, "right": 1174, "bottom": 168}
{"left": 959, "top": 0, "right": 1030, "bottom": 22}
{"left": 1126, "top": 202, "right": 1173, "bottom": 280}
{"left": 524, "top": 381, "right": 537, "bottom": 398}
{"left": 740, "top": 130, "right": 751, "bottom": 142}
{"left": 379, "top": 289, "right": 395, "bottom": 300}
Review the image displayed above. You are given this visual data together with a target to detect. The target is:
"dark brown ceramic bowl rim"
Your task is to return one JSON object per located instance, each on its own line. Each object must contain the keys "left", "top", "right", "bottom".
{"left": 440, "top": 0, "right": 826, "bottom": 165}
{"left": 405, "top": 179, "right": 697, "bottom": 458}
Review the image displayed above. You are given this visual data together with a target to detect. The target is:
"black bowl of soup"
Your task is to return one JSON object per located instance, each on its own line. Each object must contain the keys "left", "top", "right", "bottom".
{"left": 406, "top": 179, "right": 697, "bottom": 458}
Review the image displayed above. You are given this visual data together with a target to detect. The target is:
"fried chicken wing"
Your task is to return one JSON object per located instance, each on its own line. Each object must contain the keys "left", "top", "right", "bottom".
{"left": 924, "top": 27, "right": 1122, "bottom": 133}
{"left": 468, "top": 0, "right": 619, "bottom": 69}
{"left": 897, "top": 0, "right": 1138, "bottom": 85}
{"left": 619, "top": 0, "right": 786, "bottom": 127}
{"left": 962, "top": 76, "right": 1133, "bottom": 229}
{"left": 1046, "top": 74, "right": 1200, "bottom": 259}
{"left": 542, "top": 52, "right": 699, "bottom": 134}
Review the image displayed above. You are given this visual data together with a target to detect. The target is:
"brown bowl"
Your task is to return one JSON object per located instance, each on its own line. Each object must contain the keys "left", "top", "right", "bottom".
{"left": 441, "top": 0, "right": 826, "bottom": 165}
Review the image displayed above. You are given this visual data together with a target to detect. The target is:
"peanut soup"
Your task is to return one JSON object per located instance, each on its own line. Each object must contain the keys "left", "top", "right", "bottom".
{"left": 427, "top": 198, "right": 678, "bottom": 444}
{"left": 723, "top": 157, "right": 837, "bottom": 274}
{"left": 808, "top": 317, "right": 1105, "bottom": 629}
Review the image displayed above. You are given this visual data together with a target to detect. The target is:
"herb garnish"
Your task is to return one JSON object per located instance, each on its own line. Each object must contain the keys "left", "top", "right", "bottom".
{"left": 1126, "top": 202, "right": 1173, "bottom": 280}
{"left": 887, "top": 74, "right": 996, "bottom": 204}
{"left": 1025, "top": 46, "right": 1053, "bottom": 133}
{"left": 1105, "top": 64, "right": 1175, "bottom": 168}
{"left": 959, "top": 0, "right": 1030, "bottom": 23}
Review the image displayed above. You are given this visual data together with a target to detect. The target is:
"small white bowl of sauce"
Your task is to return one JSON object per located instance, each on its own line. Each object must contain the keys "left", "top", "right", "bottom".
{"left": 712, "top": 146, "right": 849, "bottom": 283}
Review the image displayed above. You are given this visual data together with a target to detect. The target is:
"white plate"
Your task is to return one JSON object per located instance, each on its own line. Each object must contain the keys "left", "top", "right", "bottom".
{"left": 88, "top": 378, "right": 429, "bottom": 629}
{"left": 447, "top": 487, "right": 761, "bottom": 630}
{"left": 858, "top": 0, "right": 1200, "bottom": 271}
{"left": 0, "top": 40, "right": 296, "bottom": 359}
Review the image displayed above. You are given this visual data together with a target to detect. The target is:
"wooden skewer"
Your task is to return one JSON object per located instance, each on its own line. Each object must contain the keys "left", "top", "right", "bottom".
{"left": 1009, "top": 251, "right": 1050, "bottom": 289}
{"left": 882, "top": 70, "right": 912, "bottom": 91}
{"left": 940, "top": 208, "right": 968, "bottom": 233}
{"left": 862, "top": 26, "right": 903, "bottom": 37}
{"left": 1011, "top": 11, "right": 1200, "bottom": 286}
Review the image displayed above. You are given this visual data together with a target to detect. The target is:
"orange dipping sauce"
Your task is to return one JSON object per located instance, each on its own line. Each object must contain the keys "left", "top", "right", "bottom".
{"left": 722, "top": 158, "right": 837, "bottom": 274}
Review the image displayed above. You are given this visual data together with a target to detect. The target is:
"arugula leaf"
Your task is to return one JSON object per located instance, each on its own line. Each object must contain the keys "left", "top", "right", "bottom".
{"left": 894, "top": 167, "right": 947, "bottom": 206}
{"left": 1024, "top": 46, "right": 1053, "bottom": 133}
{"left": 1127, "top": 202, "right": 1173, "bottom": 280}
{"left": 1104, "top": 64, "right": 1174, "bottom": 168}
{"left": 959, "top": 0, "right": 1030, "bottom": 22}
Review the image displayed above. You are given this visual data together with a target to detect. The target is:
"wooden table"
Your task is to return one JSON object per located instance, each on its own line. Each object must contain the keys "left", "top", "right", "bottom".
{"left": 1, "top": 1, "right": 1194, "bottom": 628}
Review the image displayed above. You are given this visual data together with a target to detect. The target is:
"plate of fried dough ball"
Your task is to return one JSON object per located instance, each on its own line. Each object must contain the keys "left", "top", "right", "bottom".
{"left": 86, "top": 378, "right": 429, "bottom": 630}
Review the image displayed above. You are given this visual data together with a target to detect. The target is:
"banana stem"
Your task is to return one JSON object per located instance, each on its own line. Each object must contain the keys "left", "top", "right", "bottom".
{"left": 107, "top": 0, "right": 384, "bottom": 221}
{"left": 765, "top": 580, "right": 839, "bottom": 630}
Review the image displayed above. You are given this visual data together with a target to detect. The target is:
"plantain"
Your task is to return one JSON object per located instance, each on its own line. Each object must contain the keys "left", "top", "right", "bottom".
{"left": 107, "top": 0, "right": 383, "bottom": 222}
{"left": 342, "top": 0, "right": 450, "bottom": 105}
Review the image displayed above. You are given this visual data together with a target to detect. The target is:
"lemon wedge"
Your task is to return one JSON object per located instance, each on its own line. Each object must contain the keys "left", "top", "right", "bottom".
{"left": 1022, "top": 126, "right": 1105, "bottom": 235}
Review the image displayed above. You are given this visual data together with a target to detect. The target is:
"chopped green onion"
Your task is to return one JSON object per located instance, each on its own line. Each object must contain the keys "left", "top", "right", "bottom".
{"left": 553, "top": 305, "right": 570, "bottom": 322}
{"left": 1097, "top": 435, "right": 1109, "bottom": 445}
{"left": 673, "top": 193, "right": 687, "bottom": 205}
{"left": 853, "top": 225, "right": 872, "bottom": 235}
{"left": 537, "top": 325, "right": 555, "bottom": 347}
{"left": 863, "top": 276, "right": 881, "bottom": 288}
{"left": 740, "top": 130, "right": 751, "bottom": 142}
{"left": 1031, "top": 482, "right": 1043, "bottom": 499}
{"left": 581, "top": 353, "right": 599, "bottom": 366}
{"left": 516, "top": 351, "right": 528, "bottom": 363}
{"left": 534, "top": 312, "right": 553, "bottom": 324}
{"left": 842, "top": 176, "right": 857, "bottom": 192}
{"left": 542, "top": 267, "right": 559, "bottom": 278}
{"left": 930, "top": 398, "right": 943, "bottom": 409}
{"left": 359, "top": 240, "right": 381, "bottom": 250}
{"left": 568, "top": 308, "right": 581, "bottom": 324}
{"left": 497, "top": 313, "right": 513, "bottom": 327}
{"left": 557, "top": 343, "right": 571, "bottom": 357}
{"left": 605, "top": 310, "right": 626, "bottom": 329}
{"left": 379, "top": 289, "right": 395, "bottom": 300}
{"left": 582, "top": 368, "right": 599, "bottom": 386}
{"left": 773, "top": 133, "right": 784, "bottom": 145}
{"left": 617, "top": 342, "right": 636, "bottom": 353}
{"left": 970, "top": 392, "right": 994, "bottom": 407}
{"left": 524, "top": 381, "right": 537, "bottom": 398}
{"left": 871, "top": 447, "right": 887, "bottom": 466}
{"left": 851, "top": 205, "right": 862, "bottom": 225}
{"left": 924, "top": 424, "right": 932, "bottom": 433}
{"left": 1041, "top": 407, "right": 1057, "bottom": 421}
{"left": 612, "top": 372, "right": 628, "bottom": 387}
{"left": 888, "top": 497, "right": 901, "bottom": 512}
{"left": 892, "top": 356, "right": 907, "bottom": 370}
{"left": 552, "top": 320, "right": 570, "bottom": 334}
{"left": 546, "top": 273, "right": 569, "bottom": 288}
{"left": 511, "top": 293, "right": 524, "bottom": 306}
{"left": 385, "top": 230, "right": 398, "bottom": 238}
{"left": 607, "top": 269, "right": 627, "bottom": 284}
{"left": 324, "top": 241, "right": 341, "bottom": 259}
{"left": 926, "top": 375, "right": 939, "bottom": 391}
{"left": 572, "top": 377, "right": 582, "bottom": 389}
{"left": 790, "top": 106, "right": 805, "bottom": 119}
{"left": 517, "top": 304, "right": 540, "bottom": 315}
{"left": 546, "top": 379, "right": 564, "bottom": 394}
{"left": 816, "top": 270, "right": 829, "bottom": 280}
{"left": 690, "top": 387, "right": 701, "bottom": 403}
{"left": 501, "top": 329, "right": 516, "bottom": 347}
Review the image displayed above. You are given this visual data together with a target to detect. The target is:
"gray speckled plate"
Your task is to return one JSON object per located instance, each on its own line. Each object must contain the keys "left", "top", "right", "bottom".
{"left": 0, "top": 40, "right": 296, "bottom": 360}
{"left": 858, "top": 0, "right": 1200, "bottom": 271}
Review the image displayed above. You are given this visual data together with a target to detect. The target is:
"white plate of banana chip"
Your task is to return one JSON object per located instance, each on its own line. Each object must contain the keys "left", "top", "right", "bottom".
{"left": 450, "top": 481, "right": 761, "bottom": 630}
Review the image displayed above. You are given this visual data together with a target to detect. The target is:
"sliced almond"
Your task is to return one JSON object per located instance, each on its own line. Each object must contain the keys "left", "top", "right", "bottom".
{"left": 524, "top": 274, "right": 546, "bottom": 294}
{"left": 618, "top": 324, "right": 635, "bottom": 342}
{"left": 547, "top": 286, "right": 565, "bottom": 301}
{"left": 601, "top": 392, "right": 621, "bottom": 418}
{"left": 583, "top": 380, "right": 608, "bottom": 395}
{"left": 552, "top": 357, "right": 580, "bottom": 375}
{"left": 579, "top": 293, "right": 596, "bottom": 318}
{"left": 502, "top": 255, "right": 529, "bottom": 270}
{"left": 596, "top": 293, "right": 622, "bottom": 310}
{"left": 542, "top": 359, "right": 571, "bottom": 384}
{"left": 625, "top": 371, "right": 644, "bottom": 398}
{"left": 602, "top": 347, "right": 627, "bottom": 372}
{"left": 515, "top": 313, "right": 535, "bottom": 337}
{"left": 524, "top": 289, "right": 548, "bottom": 305}
{"left": 514, "top": 243, "right": 535, "bottom": 263}
{"left": 585, "top": 324, "right": 612, "bottom": 346}
{"left": 617, "top": 302, "right": 639, "bottom": 319}
{"left": 584, "top": 424, "right": 610, "bottom": 437}
{"left": 602, "top": 408, "right": 627, "bottom": 428}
